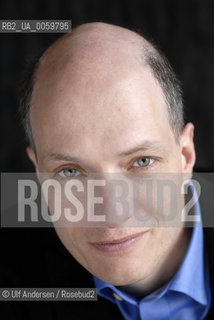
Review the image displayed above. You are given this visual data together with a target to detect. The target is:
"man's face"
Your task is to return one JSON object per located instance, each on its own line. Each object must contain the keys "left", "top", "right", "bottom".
{"left": 29, "top": 52, "right": 195, "bottom": 286}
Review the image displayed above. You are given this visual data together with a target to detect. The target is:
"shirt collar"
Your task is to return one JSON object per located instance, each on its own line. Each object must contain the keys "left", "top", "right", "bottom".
{"left": 168, "top": 183, "right": 210, "bottom": 306}
{"left": 93, "top": 182, "right": 210, "bottom": 307}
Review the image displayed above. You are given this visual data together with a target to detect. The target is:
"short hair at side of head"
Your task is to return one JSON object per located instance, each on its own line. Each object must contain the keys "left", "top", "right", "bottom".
{"left": 19, "top": 28, "right": 184, "bottom": 151}
{"left": 19, "top": 54, "right": 41, "bottom": 152}
{"left": 143, "top": 41, "right": 184, "bottom": 139}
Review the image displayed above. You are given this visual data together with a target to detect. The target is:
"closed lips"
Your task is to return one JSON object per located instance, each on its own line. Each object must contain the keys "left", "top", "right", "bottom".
{"left": 91, "top": 231, "right": 147, "bottom": 245}
{"left": 89, "top": 230, "right": 148, "bottom": 253}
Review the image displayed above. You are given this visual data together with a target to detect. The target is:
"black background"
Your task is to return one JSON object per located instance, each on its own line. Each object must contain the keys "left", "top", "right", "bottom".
{"left": 1, "top": 0, "right": 214, "bottom": 172}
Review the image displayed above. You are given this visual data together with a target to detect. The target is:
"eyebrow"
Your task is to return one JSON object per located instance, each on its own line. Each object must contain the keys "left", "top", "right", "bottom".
{"left": 44, "top": 140, "right": 167, "bottom": 163}
{"left": 44, "top": 153, "right": 83, "bottom": 163}
{"left": 116, "top": 140, "right": 167, "bottom": 156}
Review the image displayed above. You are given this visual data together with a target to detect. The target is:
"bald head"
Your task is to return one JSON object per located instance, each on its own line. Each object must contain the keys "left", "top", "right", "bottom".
{"left": 37, "top": 22, "right": 147, "bottom": 71}
{"left": 20, "top": 22, "right": 184, "bottom": 151}
{"left": 33, "top": 23, "right": 149, "bottom": 97}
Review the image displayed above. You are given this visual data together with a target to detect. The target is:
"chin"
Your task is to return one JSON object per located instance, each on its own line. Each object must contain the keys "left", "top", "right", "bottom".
{"left": 89, "top": 259, "right": 150, "bottom": 286}
{"left": 96, "top": 271, "right": 147, "bottom": 287}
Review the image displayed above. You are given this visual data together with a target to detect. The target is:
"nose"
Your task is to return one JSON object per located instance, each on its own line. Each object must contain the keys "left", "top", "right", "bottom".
{"left": 87, "top": 173, "right": 132, "bottom": 228}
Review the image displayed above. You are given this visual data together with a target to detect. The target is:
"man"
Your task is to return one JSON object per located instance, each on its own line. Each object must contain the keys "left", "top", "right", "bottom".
{"left": 2, "top": 22, "right": 213, "bottom": 319}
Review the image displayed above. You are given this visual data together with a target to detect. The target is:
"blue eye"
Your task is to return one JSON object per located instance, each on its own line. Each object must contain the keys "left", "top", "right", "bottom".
{"left": 133, "top": 157, "right": 154, "bottom": 168}
{"left": 58, "top": 168, "right": 80, "bottom": 178}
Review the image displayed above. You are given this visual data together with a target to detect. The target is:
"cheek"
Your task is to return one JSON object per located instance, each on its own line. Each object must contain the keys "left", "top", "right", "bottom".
{"left": 144, "top": 228, "right": 172, "bottom": 269}
{"left": 168, "top": 150, "right": 183, "bottom": 172}
{"left": 130, "top": 179, "right": 181, "bottom": 228}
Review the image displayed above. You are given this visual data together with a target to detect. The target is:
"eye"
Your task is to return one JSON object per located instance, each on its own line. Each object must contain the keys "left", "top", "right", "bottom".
{"left": 58, "top": 168, "right": 81, "bottom": 178}
{"left": 133, "top": 157, "right": 154, "bottom": 168}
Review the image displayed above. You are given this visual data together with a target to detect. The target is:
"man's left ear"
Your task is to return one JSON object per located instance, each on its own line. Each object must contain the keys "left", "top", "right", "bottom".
{"left": 180, "top": 122, "right": 196, "bottom": 173}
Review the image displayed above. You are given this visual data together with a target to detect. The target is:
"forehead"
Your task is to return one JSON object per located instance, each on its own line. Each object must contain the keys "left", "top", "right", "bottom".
{"left": 31, "top": 49, "right": 173, "bottom": 160}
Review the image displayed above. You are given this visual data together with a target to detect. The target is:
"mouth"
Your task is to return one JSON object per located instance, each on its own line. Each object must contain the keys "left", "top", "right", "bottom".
{"left": 89, "top": 231, "right": 148, "bottom": 254}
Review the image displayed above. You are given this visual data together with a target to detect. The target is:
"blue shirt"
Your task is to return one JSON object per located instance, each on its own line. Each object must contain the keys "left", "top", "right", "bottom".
{"left": 93, "top": 186, "right": 211, "bottom": 319}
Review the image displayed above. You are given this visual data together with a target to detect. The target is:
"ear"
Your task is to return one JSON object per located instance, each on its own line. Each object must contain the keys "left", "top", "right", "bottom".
{"left": 180, "top": 123, "right": 196, "bottom": 173}
{"left": 26, "top": 146, "right": 39, "bottom": 174}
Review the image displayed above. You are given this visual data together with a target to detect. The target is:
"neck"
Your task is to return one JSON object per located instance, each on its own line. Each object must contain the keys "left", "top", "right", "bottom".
{"left": 117, "top": 227, "right": 192, "bottom": 299}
